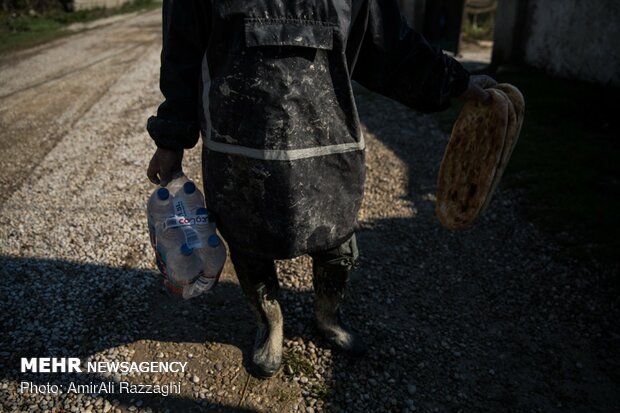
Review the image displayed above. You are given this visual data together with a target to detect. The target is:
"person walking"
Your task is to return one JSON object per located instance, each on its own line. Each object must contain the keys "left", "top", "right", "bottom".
{"left": 147, "top": 0, "right": 495, "bottom": 378}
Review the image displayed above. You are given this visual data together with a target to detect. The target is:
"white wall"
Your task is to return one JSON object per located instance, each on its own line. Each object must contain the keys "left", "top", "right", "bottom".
{"left": 72, "top": 0, "right": 132, "bottom": 11}
{"left": 523, "top": 0, "right": 620, "bottom": 86}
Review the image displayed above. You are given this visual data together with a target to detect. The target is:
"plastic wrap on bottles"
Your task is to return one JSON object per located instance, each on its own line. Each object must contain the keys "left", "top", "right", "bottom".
{"left": 145, "top": 172, "right": 226, "bottom": 299}
{"left": 146, "top": 187, "right": 173, "bottom": 249}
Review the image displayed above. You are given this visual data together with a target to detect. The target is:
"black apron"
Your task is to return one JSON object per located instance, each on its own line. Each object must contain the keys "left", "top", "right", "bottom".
{"left": 147, "top": 0, "right": 470, "bottom": 260}
{"left": 202, "top": 2, "right": 365, "bottom": 259}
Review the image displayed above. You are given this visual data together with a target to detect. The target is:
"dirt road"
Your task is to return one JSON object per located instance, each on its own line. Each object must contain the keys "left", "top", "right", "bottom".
{"left": 1, "top": 9, "right": 618, "bottom": 413}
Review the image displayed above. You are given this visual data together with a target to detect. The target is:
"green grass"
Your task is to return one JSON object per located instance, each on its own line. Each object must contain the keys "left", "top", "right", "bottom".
{"left": 275, "top": 387, "right": 296, "bottom": 404}
{"left": 462, "top": 12, "right": 495, "bottom": 41}
{"left": 284, "top": 351, "right": 314, "bottom": 376}
{"left": 439, "top": 70, "right": 620, "bottom": 263}
{"left": 311, "top": 382, "right": 331, "bottom": 400}
{"left": 0, "top": 0, "right": 159, "bottom": 53}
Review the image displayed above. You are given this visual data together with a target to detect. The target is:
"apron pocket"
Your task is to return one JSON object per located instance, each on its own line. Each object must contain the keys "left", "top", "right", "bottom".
{"left": 244, "top": 18, "right": 335, "bottom": 50}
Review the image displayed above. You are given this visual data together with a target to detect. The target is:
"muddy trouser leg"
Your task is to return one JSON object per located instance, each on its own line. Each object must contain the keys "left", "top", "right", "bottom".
{"left": 310, "top": 234, "right": 366, "bottom": 356}
{"left": 230, "top": 249, "right": 283, "bottom": 378}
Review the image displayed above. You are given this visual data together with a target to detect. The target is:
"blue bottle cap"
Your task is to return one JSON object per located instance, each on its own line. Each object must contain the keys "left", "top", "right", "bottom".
{"left": 208, "top": 234, "right": 221, "bottom": 248}
{"left": 196, "top": 207, "right": 208, "bottom": 215}
{"left": 180, "top": 244, "right": 193, "bottom": 256}
{"left": 183, "top": 181, "right": 196, "bottom": 194}
{"left": 157, "top": 188, "right": 169, "bottom": 200}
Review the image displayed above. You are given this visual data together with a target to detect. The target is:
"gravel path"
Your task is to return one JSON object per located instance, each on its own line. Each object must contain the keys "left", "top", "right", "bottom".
{"left": 1, "top": 9, "right": 618, "bottom": 413}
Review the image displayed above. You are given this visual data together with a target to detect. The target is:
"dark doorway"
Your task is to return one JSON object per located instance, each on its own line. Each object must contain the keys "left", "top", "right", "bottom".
{"left": 401, "top": 0, "right": 498, "bottom": 71}
{"left": 421, "top": 0, "right": 466, "bottom": 55}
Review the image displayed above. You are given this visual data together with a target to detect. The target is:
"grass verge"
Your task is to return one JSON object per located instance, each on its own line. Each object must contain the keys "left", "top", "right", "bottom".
{"left": 461, "top": 12, "right": 495, "bottom": 42}
{"left": 438, "top": 69, "right": 620, "bottom": 264}
{"left": 284, "top": 351, "right": 314, "bottom": 376}
{"left": 311, "top": 382, "right": 331, "bottom": 400}
{"left": 0, "top": 0, "right": 159, "bottom": 54}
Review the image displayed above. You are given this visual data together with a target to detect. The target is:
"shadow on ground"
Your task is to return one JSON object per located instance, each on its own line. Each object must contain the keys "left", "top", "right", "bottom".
{"left": 1, "top": 92, "right": 619, "bottom": 413}
{"left": 0, "top": 256, "right": 259, "bottom": 412}
{"left": 322, "top": 90, "right": 620, "bottom": 413}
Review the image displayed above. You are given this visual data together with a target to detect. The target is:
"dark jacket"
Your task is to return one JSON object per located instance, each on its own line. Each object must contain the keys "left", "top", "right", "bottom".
{"left": 147, "top": 0, "right": 469, "bottom": 259}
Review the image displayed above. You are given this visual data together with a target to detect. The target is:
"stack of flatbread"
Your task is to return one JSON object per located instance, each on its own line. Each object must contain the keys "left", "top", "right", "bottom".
{"left": 436, "top": 84, "right": 524, "bottom": 229}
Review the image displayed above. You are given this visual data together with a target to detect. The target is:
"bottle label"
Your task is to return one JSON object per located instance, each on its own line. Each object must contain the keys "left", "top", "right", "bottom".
{"left": 172, "top": 198, "right": 208, "bottom": 220}
{"left": 162, "top": 216, "right": 207, "bottom": 249}
{"left": 182, "top": 227, "right": 203, "bottom": 249}
{"left": 172, "top": 199, "right": 188, "bottom": 217}
{"left": 163, "top": 215, "right": 209, "bottom": 229}
{"left": 167, "top": 270, "right": 204, "bottom": 289}
{"left": 194, "top": 214, "right": 210, "bottom": 225}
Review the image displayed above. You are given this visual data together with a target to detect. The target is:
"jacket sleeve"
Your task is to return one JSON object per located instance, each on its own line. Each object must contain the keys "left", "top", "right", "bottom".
{"left": 146, "top": 0, "right": 210, "bottom": 151}
{"left": 352, "top": 0, "right": 469, "bottom": 113}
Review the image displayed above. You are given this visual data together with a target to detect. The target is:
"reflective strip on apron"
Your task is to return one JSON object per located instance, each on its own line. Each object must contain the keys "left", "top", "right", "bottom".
{"left": 200, "top": 56, "right": 365, "bottom": 161}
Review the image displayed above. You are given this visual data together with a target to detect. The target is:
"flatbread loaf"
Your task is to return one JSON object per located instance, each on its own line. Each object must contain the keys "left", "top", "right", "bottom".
{"left": 436, "top": 89, "right": 509, "bottom": 229}
{"left": 494, "top": 83, "right": 525, "bottom": 137}
{"left": 480, "top": 84, "right": 525, "bottom": 213}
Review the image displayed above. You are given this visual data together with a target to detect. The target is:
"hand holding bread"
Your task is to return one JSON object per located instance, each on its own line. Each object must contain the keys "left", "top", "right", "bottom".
{"left": 436, "top": 82, "right": 525, "bottom": 229}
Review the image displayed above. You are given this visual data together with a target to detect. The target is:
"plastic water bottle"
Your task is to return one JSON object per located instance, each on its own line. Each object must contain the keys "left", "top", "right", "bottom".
{"left": 204, "top": 234, "right": 226, "bottom": 277}
{"left": 147, "top": 172, "right": 226, "bottom": 299}
{"left": 171, "top": 181, "right": 205, "bottom": 218}
{"left": 168, "top": 243, "right": 204, "bottom": 286}
{"left": 182, "top": 181, "right": 205, "bottom": 214}
{"left": 157, "top": 226, "right": 204, "bottom": 290}
{"left": 182, "top": 234, "right": 225, "bottom": 299}
{"left": 195, "top": 207, "right": 217, "bottom": 240}
{"left": 165, "top": 172, "right": 189, "bottom": 196}
{"left": 182, "top": 275, "right": 214, "bottom": 299}
{"left": 146, "top": 171, "right": 192, "bottom": 248}
{"left": 146, "top": 187, "right": 173, "bottom": 248}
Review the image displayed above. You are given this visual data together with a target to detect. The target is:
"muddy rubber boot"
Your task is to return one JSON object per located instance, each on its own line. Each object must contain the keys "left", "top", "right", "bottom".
{"left": 312, "top": 237, "right": 366, "bottom": 356}
{"left": 232, "top": 254, "right": 283, "bottom": 378}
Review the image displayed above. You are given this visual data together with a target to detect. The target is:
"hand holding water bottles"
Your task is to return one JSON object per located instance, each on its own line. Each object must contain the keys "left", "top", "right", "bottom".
{"left": 146, "top": 172, "right": 226, "bottom": 299}
{"left": 146, "top": 148, "right": 183, "bottom": 187}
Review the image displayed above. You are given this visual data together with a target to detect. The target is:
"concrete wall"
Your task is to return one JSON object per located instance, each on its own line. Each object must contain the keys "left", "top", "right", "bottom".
{"left": 72, "top": 0, "right": 132, "bottom": 11}
{"left": 521, "top": 0, "right": 620, "bottom": 86}
{"left": 492, "top": 0, "right": 521, "bottom": 65}
{"left": 406, "top": 0, "right": 619, "bottom": 85}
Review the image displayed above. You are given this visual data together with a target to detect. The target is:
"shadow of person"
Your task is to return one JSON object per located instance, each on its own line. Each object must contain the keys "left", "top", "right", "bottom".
{"left": 0, "top": 255, "right": 264, "bottom": 412}
{"left": 314, "top": 85, "right": 524, "bottom": 412}
{"left": 316, "top": 85, "right": 620, "bottom": 413}
{"left": 3, "top": 86, "right": 618, "bottom": 413}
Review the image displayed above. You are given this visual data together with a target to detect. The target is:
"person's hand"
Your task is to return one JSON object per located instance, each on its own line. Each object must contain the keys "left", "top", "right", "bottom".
{"left": 459, "top": 75, "right": 498, "bottom": 103}
{"left": 147, "top": 148, "right": 184, "bottom": 187}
